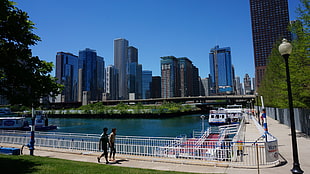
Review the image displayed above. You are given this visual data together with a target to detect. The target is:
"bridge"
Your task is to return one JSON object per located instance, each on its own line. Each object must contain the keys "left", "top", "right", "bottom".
{"left": 102, "top": 95, "right": 255, "bottom": 105}
{"left": 49, "top": 95, "right": 256, "bottom": 109}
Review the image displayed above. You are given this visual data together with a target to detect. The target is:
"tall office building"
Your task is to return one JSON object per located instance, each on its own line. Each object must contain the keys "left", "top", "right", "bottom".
{"left": 200, "top": 78, "right": 209, "bottom": 96}
{"left": 55, "top": 52, "right": 79, "bottom": 102}
{"left": 235, "top": 76, "right": 242, "bottom": 95}
{"left": 209, "top": 45, "right": 234, "bottom": 95}
{"left": 178, "top": 57, "right": 200, "bottom": 97}
{"left": 97, "top": 56, "right": 105, "bottom": 98}
{"left": 243, "top": 74, "right": 252, "bottom": 94}
{"left": 142, "top": 70, "right": 152, "bottom": 99}
{"left": 178, "top": 57, "right": 193, "bottom": 97}
{"left": 151, "top": 76, "right": 161, "bottom": 98}
{"left": 127, "top": 46, "right": 142, "bottom": 99}
{"left": 128, "top": 46, "right": 138, "bottom": 63}
{"left": 78, "top": 48, "right": 103, "bottom": 101}
{"left": 105, "top": 65, "right": 118, "bottom": 100}
{"left": 250, "top": 0, "right": 291, "bottom": 89}
{"left": 114, "top": 38, "right": 129, "bottom": 99}
{"left": 161, "top": 56, "right": 200, "bottom": 98}
{"left": 161, "top": 56, "right": 179, "bottom": 98}
{"left": 192, "top": 66, "right": 200, "bottom": 96}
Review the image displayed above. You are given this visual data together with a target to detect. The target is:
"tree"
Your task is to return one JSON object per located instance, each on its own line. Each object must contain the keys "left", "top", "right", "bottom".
{"left": 258, "top": 43, "right": 288, "bottom": 108}
{"left": 0, "top": 0, "right": 62, "bottom": 107}
{"left": 289, "top": 0, "right": 310, "bottom": 108}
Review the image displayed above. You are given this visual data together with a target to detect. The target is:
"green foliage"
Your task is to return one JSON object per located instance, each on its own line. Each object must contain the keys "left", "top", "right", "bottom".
{"left": 0, "top": 0, "right": 62, "bottom": 107}
{"left": 76, "top": 102, "right": 196, "bottom": 115}
{"left": 259, "top": 0, "right": 310, "bottom": 108}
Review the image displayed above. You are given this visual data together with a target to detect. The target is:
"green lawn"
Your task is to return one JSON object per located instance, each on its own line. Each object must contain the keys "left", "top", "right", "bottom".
{"left": 0, "top": 154, "right": 211, "bottom": 174}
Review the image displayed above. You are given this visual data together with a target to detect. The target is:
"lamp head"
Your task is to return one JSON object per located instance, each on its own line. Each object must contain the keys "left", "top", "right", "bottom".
{"left": 278, "top": 38, "right": 292, "bottom": 56}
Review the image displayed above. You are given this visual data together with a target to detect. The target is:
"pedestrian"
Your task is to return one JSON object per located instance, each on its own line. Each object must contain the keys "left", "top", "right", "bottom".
{"left": 109, "top": 128, "right": 116, "bottom": 161}
{"left": 97, "top": 127, "right": 109, "bottom": 164}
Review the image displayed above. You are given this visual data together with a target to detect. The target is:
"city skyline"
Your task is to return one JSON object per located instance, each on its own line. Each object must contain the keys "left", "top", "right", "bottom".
{"left": 14, "top": 0, "right": 300, "bottom": 78}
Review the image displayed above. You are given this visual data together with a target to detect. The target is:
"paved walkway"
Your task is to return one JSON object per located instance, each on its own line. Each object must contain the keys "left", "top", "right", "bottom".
{"left": 1, "top": 116, "right": 309, "bottom": 174}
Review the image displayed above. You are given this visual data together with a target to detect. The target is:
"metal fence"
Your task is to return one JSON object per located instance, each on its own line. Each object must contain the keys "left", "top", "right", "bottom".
{"left": 257, "top": 107, "right": 310, "bottom": 136}
{"left": 0, "top": 128, "right": 279, "bottom": 167}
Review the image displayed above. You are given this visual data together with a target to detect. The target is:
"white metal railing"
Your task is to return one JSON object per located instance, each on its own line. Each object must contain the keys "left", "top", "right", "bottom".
{"left": 0, "top": 127, "right": 279, "bottom": 167}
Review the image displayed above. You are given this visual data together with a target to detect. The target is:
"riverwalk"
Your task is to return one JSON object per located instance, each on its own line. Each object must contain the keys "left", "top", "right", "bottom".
{"left": 1, "top": 116, "right": 309, "bottom": 174}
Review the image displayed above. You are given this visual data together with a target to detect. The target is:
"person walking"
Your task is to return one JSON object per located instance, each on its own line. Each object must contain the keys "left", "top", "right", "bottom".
{"left": 97, "top": 127, "right": 109, "bottom": 164}
{"left": 109, "top": 128, "right": 116, "bottom": 161}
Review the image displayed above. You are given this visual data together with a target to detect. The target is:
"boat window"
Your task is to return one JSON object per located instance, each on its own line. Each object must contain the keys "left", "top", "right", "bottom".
{"left": 216, "top": 115, "right": 219, "bottom": 118}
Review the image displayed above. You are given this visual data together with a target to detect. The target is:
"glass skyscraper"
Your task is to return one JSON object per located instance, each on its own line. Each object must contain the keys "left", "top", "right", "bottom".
{"left": 250, "top": 0, "right": 291, "bottom": 89}
{"left": 56, "top": 52, "right": 79, "bottom": 102}
{"left": 142, "top": 70, "right": 152, "bottom": 99}
{"left": 78, "top": 48, "right": 104, "bottom": 101}
{"left": 127, "top": 46, "right": 142, "bottom": 99}
{"left": 209, "top": 45, "right": 233, "bottom": 95}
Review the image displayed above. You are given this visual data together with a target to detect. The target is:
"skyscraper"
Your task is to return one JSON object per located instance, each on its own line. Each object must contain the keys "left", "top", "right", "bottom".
{"left": 250, "top": 0, "right": 291, "bottom": 89}
{"left": 178, "top": 57, "right": 193, "bottom": 97}
{"left": 97, "top": 56, "right": 105, "bottom": 98}
{"left": 142, "top": 70, "right": 152, "bottom": 99}
{"left": 161, "top": 56, "right": 199, "bottom": 98}
{"left": 127, "top": 46, "right": 142, "bottom": 99}
{"left": 55, "top": 52, "right": 79, "bottom": 102}
{"left": 161, "top": 56, "right": 179, "bottom": 98}
{"left": 78, "top": 48, "right": 103, "bottom": 101}
{"left": 114, "top": 38, "right": 129, "bottom": 99}
{"left": 151, "top": 76, "right": 161, "bottom": 98}
{"left": 128, "top": 46, "right": 138, "bottom": 63}
{"left": 209, "top": 45, "right": 234, "bottom": 95}
{"left": 244, "top": 74, "right": 252, "bottom": 94}
{"left": 105, "top": 65, "right": 118, "bottom": 100}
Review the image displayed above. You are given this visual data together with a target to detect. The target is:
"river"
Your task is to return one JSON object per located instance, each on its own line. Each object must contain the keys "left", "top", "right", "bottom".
{"left": 47, "top": 114, "right": 210, "bottom": 138}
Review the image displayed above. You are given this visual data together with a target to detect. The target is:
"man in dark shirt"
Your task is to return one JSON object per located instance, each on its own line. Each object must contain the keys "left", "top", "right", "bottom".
{"left": 97, "top": 127, "right": 109, "bottom": 164}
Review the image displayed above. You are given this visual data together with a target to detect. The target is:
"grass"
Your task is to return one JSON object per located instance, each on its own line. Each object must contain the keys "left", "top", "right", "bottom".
{"left": 0, "top": 154, "right": 210, "bottom": 174}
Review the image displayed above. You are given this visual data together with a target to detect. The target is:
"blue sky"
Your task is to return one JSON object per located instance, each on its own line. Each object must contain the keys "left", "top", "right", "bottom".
{"left": 14, "top": 0, "right": 300, "bottom": 79}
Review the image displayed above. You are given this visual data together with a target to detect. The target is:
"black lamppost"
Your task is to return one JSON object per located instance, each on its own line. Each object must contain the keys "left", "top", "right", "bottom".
{"left": 278, "top": 39, "right": 303, "bottom": 174}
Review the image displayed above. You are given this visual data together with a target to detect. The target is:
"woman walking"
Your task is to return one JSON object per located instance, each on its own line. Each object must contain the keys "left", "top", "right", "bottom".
{"left": 109, "top": 128, "right": 116, "bottom": 161}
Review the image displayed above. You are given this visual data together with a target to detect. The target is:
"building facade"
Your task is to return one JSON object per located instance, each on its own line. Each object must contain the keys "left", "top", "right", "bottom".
{"left": 161, "top": 56, "right": 200, "bottom": 98}
{"left": 105, "top": 65, "right": 118, "bottom": 100}
{"left": 142, "top": 70, "right": 152, "bottom": 99}
{"left": 244, "top": 73, "right": 252, "bottom": 94}
{"left": 161, "top": 56, "right": 179, "bottom": 98}
{"left": 250, "top": 0, "right": 291, "bottom": 89}
{"left": 55, "top": 52, "right": 79, "bottom": 102}
{"left": 114, "top": 38, "right": 129, "bottom": 99}
{"left": 209, "top": 45, "right": 234, "bottom": 95}
{"left": 78, "top": 48, "right": 104, "bottom": 101}
{"left": 151, "top": 76, "right": 161, "bottom": 98}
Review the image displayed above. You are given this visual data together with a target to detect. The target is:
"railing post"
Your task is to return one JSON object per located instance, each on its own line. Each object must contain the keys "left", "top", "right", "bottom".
{"left": 256, "top": 144, "right": 260, "bottom": 174}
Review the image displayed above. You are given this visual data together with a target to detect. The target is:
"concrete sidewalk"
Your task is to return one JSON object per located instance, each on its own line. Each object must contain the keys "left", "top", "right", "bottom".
{"left": 1, "top": 116, "right": 309, "bottom": 174}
